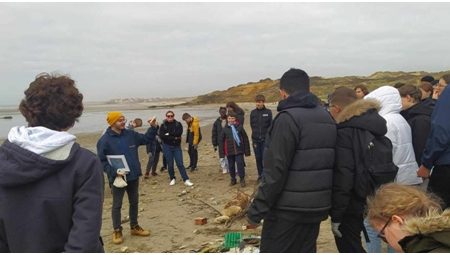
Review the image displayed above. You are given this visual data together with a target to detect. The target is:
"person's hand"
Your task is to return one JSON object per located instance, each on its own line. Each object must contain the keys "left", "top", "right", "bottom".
{"left": 148, "top": 116, "right": 157, "bottom": 127}
{"left": 193, "top": 144, "right": 198, "bottom": 150}
{"left": 117, "top": 168, "right": 127, "bottom": 176}
{"left": 331, "top": 222, "right": 342, "bottom": 238}
{"left": 417, "top": 165, "right": 431, "bottom": 179}
{"left": 214, "top": 146, "right": 218, "bottom": 152}
{"left": 432, "top": 89, "right": 440, "bottom": 100}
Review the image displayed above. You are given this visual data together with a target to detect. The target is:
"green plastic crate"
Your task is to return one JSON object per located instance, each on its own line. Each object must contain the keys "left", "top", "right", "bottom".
{"left": 224, "top": 232, "right": 242, "bottom": 248}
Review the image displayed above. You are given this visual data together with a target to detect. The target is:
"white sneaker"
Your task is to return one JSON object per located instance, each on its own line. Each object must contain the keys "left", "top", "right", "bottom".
{"left": 169, "top": 179, "right": 176, "bottom": 186}
{"left": 184, "top": 179, "right": 194, "bottom": 186}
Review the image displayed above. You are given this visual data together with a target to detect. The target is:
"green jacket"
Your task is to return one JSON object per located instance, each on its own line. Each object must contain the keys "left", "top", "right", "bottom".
{"left": 399, "top": 209, "right": 450, "bottom": 253}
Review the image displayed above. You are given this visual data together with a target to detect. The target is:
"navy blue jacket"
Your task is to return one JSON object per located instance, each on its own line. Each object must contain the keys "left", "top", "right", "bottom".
{"left": 422, "top": 86, "right": 450, "bottom": 168}
{"left": 0, "top": 141, "right": 104, "bottom": 252}
{"left": 97, "top": 127, "right": 157, "bottom": 183}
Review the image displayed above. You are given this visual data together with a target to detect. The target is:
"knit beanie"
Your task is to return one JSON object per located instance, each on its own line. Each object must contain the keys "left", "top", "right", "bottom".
{"left": 107, "top": 111, "right": 123, "bottom": 126}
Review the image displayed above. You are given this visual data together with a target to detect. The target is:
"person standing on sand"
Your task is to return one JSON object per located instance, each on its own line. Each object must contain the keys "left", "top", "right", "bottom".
{"left": 0, "top": 73, "right": 104, "bottom": 252}
{"left": 159, "top": 111, "right": 194, "bottom": 187}
{"left": 219, "top": 110, "right": 251, "bottom": 187}
{"left": 212, "top": 107, "right": 229, "bottom": 174}
{"left": 97, "top": 112, "right": 158, "bottom": 245}
{"left": 249, "top": 94, "right": 272, "bottom": 181}
{"left": 182, "top": 112, "right": 202, "bottom": 171}
{"left": 247, "top": 68, "right": 336, "bottom": 252}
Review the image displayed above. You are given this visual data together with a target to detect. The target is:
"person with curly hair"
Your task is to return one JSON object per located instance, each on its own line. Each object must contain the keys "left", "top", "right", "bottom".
{"left": 0, "top": 73, "right": 104, "bottom": 252}
{"left": 367, "top": 183, "right": 450, "bottom": 252}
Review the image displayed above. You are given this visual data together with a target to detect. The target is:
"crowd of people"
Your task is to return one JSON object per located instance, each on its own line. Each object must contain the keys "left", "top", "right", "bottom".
{"left": 0, "top": 69, "right": 449, "bottom": 252}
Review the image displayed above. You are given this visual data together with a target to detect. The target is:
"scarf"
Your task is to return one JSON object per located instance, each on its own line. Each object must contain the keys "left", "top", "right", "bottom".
{"left": 230, "top": 124, "right": 241, "bottom": 146}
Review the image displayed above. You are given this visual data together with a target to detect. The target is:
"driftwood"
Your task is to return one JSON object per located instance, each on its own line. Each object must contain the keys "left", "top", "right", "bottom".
{"left": 192, "top": 197, "right": 223, "bottom": 216}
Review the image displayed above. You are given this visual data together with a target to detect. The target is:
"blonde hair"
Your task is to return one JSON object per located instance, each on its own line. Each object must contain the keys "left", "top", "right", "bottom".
{"left": 367, "top": 183, "right": 442, "bottom": 222}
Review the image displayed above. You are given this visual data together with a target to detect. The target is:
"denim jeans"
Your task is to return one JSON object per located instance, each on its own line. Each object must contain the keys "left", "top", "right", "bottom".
{"left": 364, "top": 218, "right": 395, "bottom": 253}
{"left": 188, "top": 143, "right": 198, "bottom": 169}
{"left": 112, "top": 179, "right": 139, "bottom": 230}
{"left": 163, "top": 144, "right": 189, "bottom": 181}
{"left": 252, "top": 140, "right": 265, "bottom": 178}
{"left": 227, "top": 154, "right": 245, "bottom": 180}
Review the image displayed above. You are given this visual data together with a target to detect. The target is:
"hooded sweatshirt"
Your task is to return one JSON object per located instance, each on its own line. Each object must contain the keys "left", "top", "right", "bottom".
{"left": 365, "top": 86, "right": 422, "bottom": 185}
{"left": 399, "top": 209, "right": 450, "bottom": 253}
{"left": 0, "top": 126, "right": 104, "bottom": 252}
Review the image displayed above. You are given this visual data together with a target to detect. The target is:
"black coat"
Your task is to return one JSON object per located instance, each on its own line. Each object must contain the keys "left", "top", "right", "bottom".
{"left": 219, "top": 124, "right": 251, "bottom": 157}
{"left": 159, "top": 119, "right": 183, "bottom": 146}
{"left": 247, "top": 91, "right": 336, "bottom": 224}
{"left": 330, "top": 99, "right": 387, "bottom": 223}
{"left": 401, "top": 99, "right": 434, "bottom": 166}
{"left": 250, "top": 106, "right": 273, "bottom": 141}
{"left": 211, "top": 117, "right": 226, "bottom": 147}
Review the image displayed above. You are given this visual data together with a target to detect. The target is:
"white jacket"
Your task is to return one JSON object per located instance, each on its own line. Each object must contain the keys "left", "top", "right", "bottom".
{"left": 365, "top": 86, "right": 422, "bottom": 185}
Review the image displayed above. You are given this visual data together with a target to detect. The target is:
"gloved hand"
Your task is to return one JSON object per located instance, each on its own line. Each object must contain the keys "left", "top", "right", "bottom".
{"left": 214, "top": 146, "right": 218, "bottom": 152}
{"left": 331, "top": 222, "right": 342, "bottom": 238}
{"left": 117, "top": 168, "right": 127, "bottom": 176}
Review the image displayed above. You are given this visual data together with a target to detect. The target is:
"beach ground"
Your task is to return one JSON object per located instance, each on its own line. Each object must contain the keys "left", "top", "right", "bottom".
{"left": 76, "top": 116, "right": 339, "bottom": 253}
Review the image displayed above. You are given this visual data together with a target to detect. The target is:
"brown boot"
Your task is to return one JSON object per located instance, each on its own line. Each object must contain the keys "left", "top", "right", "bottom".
{"left": 112, "top": 229, "right": 123, "bottom": 244}
{"left": 130, "top": 225, "right": 151, "bottom": 236}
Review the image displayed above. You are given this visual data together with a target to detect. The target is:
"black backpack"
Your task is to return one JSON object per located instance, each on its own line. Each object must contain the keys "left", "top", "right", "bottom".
{"left": 354, "top": 131, "right": 399, "bottom": 199}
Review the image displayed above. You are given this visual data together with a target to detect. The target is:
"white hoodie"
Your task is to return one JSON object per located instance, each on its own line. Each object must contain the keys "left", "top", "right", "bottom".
{"left": 8, "top": 126, "right": 76, "bottom": 160}
{"left": 365, "top": 86, "right": 422, "bottom": 185}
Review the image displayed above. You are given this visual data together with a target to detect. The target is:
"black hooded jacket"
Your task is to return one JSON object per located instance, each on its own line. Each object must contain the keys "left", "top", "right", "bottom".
{"left": 0, "top": 141, "right": 104, "bottom": 252}
{"left": 401, "top": 99, "right": 434, "bottom": 165}
{"left": 330, "top": 99, "right": 387, "bottom": 223}
{"left": 247, "top": 91, "right": 336, "bottom": 224}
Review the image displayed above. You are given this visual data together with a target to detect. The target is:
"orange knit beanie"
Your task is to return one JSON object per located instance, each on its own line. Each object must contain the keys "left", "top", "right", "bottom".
{"left": 107, "top": 111, "right": 123, "bottom": 126}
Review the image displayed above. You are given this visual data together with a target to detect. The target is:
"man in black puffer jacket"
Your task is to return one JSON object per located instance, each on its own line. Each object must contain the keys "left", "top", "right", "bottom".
{"left": 247, "top": 68, "right": 336, "bottom": 253}
{"left": 250, "top": 94, "right": 273, "bottom": 180}
{"left": 328, "top": 87, "right": 389, "bottom": 252}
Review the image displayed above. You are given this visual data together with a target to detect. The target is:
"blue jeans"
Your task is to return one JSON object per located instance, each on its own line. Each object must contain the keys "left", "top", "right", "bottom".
{"left": 364, "top": 218, "right": 395, "bottom": 253}
{"left": 252, "top": 140, "right": 265, "bottom": 178}
{"left": 163, "top": 144, "right": 189, "bottom": 181}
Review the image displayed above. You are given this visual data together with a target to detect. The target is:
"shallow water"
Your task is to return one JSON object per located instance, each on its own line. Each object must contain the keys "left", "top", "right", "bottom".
{"left": 0, "top": 105, "right": 221, "bottom": 139}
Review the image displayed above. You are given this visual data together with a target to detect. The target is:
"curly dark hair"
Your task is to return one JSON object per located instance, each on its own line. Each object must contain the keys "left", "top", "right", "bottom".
{"left": 19, "top": 73, "right": 83, "bottom": 131}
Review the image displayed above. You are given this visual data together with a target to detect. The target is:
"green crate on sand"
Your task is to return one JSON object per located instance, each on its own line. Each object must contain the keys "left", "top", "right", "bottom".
{"left": 224, "top": 232, "right": 242, "bottom": 248}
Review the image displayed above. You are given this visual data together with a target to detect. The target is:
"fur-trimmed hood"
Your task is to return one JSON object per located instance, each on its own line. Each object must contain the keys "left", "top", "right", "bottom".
{"left": 335, "top": 99, "right": 387, "bottom": 137}
{"left": 404, "top": 209, "right": 450, "bottom": 235}
{"left": 335, "top": 99, "right": 381, "bottom": 124}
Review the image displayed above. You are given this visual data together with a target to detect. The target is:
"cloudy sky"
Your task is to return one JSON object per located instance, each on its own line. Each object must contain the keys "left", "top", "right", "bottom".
{"left": 0, "top": 2, "right": 449, "bottom": 105}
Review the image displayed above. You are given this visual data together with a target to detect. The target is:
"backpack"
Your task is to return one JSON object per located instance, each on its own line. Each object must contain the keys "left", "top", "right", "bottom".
{"left": 354, "top": 131, "right": 399, "bottom": 199}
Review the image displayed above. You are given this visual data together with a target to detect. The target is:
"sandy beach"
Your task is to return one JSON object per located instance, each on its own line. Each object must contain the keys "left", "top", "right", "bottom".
{"left": 74, "top": 108, "right": 339, "bottom": 253}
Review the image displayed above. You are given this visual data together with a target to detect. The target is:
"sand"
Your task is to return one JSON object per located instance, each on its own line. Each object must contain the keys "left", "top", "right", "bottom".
{"left": 75, "top": 115, "right": 339, "bottom": 253}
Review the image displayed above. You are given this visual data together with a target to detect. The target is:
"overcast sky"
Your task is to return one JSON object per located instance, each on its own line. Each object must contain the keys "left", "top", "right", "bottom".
{"left": 0, "top": 2, "right": 449, "bottom": 105}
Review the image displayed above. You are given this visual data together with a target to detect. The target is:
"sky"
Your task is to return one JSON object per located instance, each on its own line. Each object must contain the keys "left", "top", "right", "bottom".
{"left": 0, "top": 2, "right": 449, "bottom": 105}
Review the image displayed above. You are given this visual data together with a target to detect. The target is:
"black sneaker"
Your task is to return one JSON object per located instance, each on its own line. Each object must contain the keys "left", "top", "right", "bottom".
{"left": 190, "top": 167, "right": 197, "bottom": 171}
{"left": 160, "top": 166, "right": 166, "bottom": 172}
{"left": 240, "top": 179, "right": 246, "bottom": 187}
{"left": 230, "top": 179, "right": 237, "bottom": 186}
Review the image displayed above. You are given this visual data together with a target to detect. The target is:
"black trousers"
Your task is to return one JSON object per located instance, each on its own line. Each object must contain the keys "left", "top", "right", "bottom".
{"left": 260, "top": 217, "right": 320, "bottom": 253}
{"left": 188, "top": 143, "right": 198, "bottom": 169}
{"left": 334, "top": 214, "right": 366, "bottom": 253}
{"left": 428, "top": 165, "right": 450, "bottom": 209}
